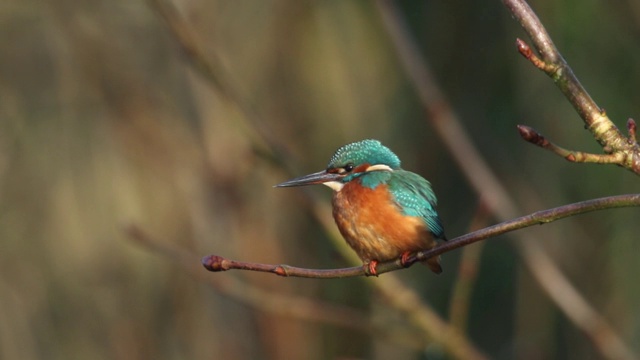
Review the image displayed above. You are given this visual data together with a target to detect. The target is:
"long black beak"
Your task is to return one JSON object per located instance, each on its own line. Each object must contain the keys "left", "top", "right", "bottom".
{"left": 275, "top": 170, "right": 342, "bottom": 187}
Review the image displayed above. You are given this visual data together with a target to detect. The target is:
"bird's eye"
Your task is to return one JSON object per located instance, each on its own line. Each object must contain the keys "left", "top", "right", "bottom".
{"left": 344, "top": 163, "right": 355, "bottom": 172}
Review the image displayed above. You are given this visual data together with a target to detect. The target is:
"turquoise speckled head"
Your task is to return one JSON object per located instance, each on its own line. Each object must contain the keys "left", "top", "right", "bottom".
{"left": 327, "top": 139, "right": 401, "bottom": 170}
{"left": 274, "top": 139, "right": 402, "bottom": 190}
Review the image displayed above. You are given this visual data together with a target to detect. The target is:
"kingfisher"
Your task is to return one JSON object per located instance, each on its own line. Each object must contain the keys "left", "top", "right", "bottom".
{"left": 276, "top": 139, "right": 446, "bottom": 275}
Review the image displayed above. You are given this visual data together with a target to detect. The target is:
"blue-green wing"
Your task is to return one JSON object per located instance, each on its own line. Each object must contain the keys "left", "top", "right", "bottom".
{"left": 388, "top": 170, "right": 446, "bottom": 240}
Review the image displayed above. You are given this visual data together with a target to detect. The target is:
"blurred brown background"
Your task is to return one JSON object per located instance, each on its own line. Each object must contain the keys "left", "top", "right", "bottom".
{"left": 1, "top": 0, "right": 639, "bottom": 359}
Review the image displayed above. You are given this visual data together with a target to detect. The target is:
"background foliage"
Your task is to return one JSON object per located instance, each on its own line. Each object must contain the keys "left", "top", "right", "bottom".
{"left": 1, "top": 0, "right": 639, "bottom": 359}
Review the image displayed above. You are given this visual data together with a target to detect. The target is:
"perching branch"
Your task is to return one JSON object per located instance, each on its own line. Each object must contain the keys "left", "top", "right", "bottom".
{"left": 146, "top": 2, "right": 491, "bottom": 359}
{"left": 377, "top": 1, "right": 639, "bottom": 358}
{"left": 146, "top": 1, "right": 637, "bottom": 358}
{"left": 505, "top": 0, "right": 640, "bottom": 173}
{"left": 202, "top": 194, "right": 640, "bottom": 278}
{"left": 126, "top": 225, "right": 429, "bottom": 350}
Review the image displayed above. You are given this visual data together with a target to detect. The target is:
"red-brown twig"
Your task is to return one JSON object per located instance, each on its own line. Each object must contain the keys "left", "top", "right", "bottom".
{"left": 127, "top": 224, "right": 427, "bottom": 349}
{"left": 376, "top": 1, "right": 639, "bottom": 359}
{"left": 128, "top": 225, "right": 367, "bottom": 326}
{"left": 203, "top": 194, "right": 640, "bottom": 277}
{"left": 506, "top": 1, "right": 640, "bottom": 173}
{"left": 146, "top": 1, "right": 488, "bottom": 358}
{"left": 146, "top": 0, "right": 638, "bottom": 358}
{"left": 517, "top": 125, "right": 624, "bottom": 164}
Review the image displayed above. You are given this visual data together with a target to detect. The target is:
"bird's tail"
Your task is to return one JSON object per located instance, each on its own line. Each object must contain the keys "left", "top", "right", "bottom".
{"left": 422, "top": 255, "right": 442, "bottom": 274}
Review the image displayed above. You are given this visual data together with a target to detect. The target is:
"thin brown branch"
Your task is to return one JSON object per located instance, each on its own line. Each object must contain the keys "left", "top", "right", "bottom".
{"left": 375, "top": 1, "right": 639, "bottom": 359}
{"left": 202, "top": 194, "right": 640, "bottom": 277}
{"left": 310, "top": 198, "right": 488, "bottom": 360}
{"left": 126, "top": 225, "right": 429, "bottom": 350}
{"left": 127, "top": 226, "right": 366, "bottom": 328}
{"left": 146, "top": 1, "right": 638, "bottom": 358}
{"left": 505, "top": 0, "right": 640, "bottom": 174}
{"left": 146, "top": 1, "right": 487, "bottom": 358}
{"left": 518, "top": 125, "right": 625, "bottom": 164}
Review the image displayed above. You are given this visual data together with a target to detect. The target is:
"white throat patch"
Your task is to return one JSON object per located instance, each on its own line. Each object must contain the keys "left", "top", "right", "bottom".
{"left": 323, "top": 181, "right": 345, "bottom": 192}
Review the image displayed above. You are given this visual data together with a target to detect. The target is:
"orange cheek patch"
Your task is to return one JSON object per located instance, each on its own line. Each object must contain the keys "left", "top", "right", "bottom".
{"left": 352, "top": 163, "right": 371, "bottom": 173}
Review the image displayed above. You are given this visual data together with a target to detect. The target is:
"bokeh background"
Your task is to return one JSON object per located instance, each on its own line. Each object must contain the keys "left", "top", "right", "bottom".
{"left": 1, "top": 0, "right": 639, "bottom": 359}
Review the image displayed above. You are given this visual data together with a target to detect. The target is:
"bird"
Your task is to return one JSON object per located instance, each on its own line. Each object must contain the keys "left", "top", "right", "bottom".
{"left": 275, "top": 139, "right": 446, "bottom": 275}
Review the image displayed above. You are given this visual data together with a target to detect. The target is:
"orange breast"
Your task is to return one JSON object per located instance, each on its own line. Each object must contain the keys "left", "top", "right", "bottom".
{"left": 332, "top": 181, "right": 437, "bottom": 262}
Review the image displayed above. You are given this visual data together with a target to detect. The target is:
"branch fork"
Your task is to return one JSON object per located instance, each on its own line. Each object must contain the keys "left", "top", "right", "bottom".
{"left": 202, "top": 194, "right": 640, "bottom": 279}
{"left": 508, "top": 3, "right": 640, "bottom": 174}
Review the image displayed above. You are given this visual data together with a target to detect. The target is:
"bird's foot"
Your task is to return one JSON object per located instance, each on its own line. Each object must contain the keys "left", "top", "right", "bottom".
{"left": 364, "top": 260, "right": 379, "bottom": 277}
{"left": 400, "top": 251, "right": 412, "bottom": 268}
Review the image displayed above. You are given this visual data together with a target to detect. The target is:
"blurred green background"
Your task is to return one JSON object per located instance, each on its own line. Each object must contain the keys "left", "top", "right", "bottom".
{"left": 1, "top": 0, "right": 639, "bottom": 359}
